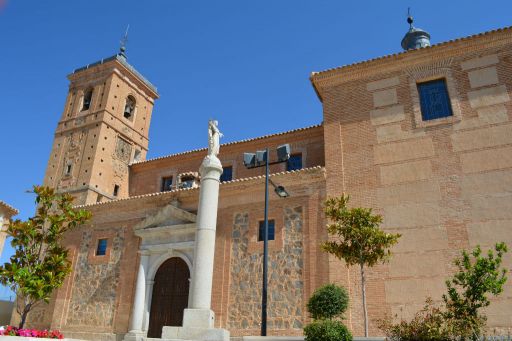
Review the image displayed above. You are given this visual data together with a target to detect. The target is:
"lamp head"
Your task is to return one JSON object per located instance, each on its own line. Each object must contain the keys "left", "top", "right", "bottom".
{"left": 243, "top": 153, "right": 256, "bottom": 168}
{"left": 274, "top": 185, "right": 289, "bottom": 198}
{"left": 277, "top": 144, "right": 291, "bottom": 162}
{"left": 256, "top": 150, "right": 267, "bottom": 164}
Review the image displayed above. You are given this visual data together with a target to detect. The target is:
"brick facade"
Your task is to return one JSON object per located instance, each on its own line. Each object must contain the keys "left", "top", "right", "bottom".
{"left": 311, "top": 26, "right": 512, "bottom": 335}
{"left": 30, "top": 27, "right": 512, "bottom": 339}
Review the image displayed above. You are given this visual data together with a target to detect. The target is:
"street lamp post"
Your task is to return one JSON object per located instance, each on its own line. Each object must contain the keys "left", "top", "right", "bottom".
{"left": 243, "top": 144, "right": 290, "bottom": 336}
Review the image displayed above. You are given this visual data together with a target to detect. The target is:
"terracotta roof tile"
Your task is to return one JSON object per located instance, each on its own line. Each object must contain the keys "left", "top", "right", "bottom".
{"left": 132, "top": 123, "right": 322, "bottom": 166}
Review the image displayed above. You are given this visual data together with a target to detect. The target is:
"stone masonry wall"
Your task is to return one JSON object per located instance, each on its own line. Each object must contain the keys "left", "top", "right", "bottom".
{"left": 65, "top": 228, "right": 125, "bottom": 329}
{"left": 228, "top": 206, "right": 304, "bottom": 336}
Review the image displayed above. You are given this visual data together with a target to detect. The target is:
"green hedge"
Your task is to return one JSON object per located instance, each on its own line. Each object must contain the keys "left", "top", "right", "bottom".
{"left": 304, "top": 319, "right": 352, "bottom": 341}
{"left": 306, "top": 283, "right": 349, "bottom": 320}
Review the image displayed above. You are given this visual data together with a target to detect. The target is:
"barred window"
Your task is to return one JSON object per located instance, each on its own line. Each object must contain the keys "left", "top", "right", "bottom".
{"left": 417, "top": 79, "right": 453, "bottom": 121}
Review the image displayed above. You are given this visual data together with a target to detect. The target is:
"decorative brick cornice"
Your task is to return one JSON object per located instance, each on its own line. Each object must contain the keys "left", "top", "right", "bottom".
{"left": 75, "top": 165, "right": 325, "bottom": 209}
{"left": 310, "top": 25, "right": 512, "bottom": 101}
{"left": 132, "top": 123, "right": 323, "bottom": 166}
{"left": 68, "top": 55, "right": 159, "bottom": 100}
{"left": 0, "top": 200, "right": 18, "bottom": 217}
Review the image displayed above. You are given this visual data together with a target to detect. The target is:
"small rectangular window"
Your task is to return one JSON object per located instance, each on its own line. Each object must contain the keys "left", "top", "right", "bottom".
{"left": 258, "top": 219, "right": 275, "bottom": 242}
{"left": 287, "top": 153, "right": 302, "bottom": 171}
{"left": 417, "top": 79, "right": 453, "bottom": 121}
{"left": 220, "top": 166, "right": 233, "bottom": 182}
{"left": 96, "top": 239, "right": 108, "bottom": 256}
{"left": 113, "top": 185, "right": 119, "bottom": 197}
{"left": 161, "top": 176, "right": 173, "bottom": 192}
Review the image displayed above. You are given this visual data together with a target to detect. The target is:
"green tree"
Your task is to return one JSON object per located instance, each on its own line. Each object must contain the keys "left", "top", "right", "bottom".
{"left": 0, "top": 186, "right": 91, "bottom": 328}
{"left": 443, "top": 242, "right": 508, "bottom": 340}
{"left": 322, "top": 195, "right": 401, "bottom": 337}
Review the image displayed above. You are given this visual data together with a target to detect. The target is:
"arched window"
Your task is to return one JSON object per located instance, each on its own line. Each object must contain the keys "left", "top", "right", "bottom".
{"left": 124, "top": 96, "right": 136, "bottom": 120}
{"left": 82, "top": 88, "right": 93, "bottom": 111}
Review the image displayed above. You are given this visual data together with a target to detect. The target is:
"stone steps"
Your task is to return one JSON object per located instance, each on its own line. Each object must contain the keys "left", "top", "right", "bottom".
{"left": 240, "top": 337, "right": 386, "bottom": 341}
{"left": 146, "top": 338, "right": 208, "bottom": 341}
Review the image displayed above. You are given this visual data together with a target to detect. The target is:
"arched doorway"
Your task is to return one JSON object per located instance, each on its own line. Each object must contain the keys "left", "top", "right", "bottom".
{"left": 147, "top": 257, "right": 190, "bottom": 338}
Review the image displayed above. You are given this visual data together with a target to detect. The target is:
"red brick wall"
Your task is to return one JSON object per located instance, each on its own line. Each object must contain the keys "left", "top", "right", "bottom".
{"left": 315, "top": 29, "right": 512, "bottom": 335}
{"left": 129, "top": 125, "right": 324, "bottom": 196}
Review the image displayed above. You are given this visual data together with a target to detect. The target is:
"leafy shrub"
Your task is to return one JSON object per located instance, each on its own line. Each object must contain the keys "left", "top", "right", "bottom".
{"left": 304, "top": 319, "right": 352, "bottom": 341}
{"left": 378, "top": 243, "right": 508, "bottom": 341}
{"left": 442, "top": 243, "right": 507, "bottom": 339}
{"left": 307, "top": 283, "right": 349, "bottom": 320}
{"left": 378, "top": 298, "right": 451, "bottom": 341}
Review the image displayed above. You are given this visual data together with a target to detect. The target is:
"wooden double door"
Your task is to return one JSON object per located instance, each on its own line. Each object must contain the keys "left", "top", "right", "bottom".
{"left": 147, "top": 257, "right": 190, "bottom": 338}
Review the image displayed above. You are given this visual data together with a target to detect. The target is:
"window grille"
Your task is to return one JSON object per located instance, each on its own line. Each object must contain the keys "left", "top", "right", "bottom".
{"left": 417, "top": 79, "right": 453, "bottom": 121}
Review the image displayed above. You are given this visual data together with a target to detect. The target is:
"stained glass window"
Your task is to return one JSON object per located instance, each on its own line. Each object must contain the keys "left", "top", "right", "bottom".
{"left": 96, "top": 239, "right": 108, "bottom": 256}
{"left": 220, "top": 166, "right": 233, "bottom": 182}
{"left": 417, "top": 79, "right": 453, "bottom": 121}
{"left": 287, "top": 153, "right": 302, "bottom": 171}
{"left": 258, "top": 220, "right": 275, "bottom": 241}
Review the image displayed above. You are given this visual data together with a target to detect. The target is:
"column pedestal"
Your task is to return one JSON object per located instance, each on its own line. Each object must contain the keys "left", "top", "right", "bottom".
{"left": 162, "top": 155, "right": 229, "bottom": 341}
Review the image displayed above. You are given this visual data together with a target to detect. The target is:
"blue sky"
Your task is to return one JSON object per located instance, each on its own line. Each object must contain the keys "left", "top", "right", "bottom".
{"left": 0, "top": 0, "right": 511, "bottom": 298}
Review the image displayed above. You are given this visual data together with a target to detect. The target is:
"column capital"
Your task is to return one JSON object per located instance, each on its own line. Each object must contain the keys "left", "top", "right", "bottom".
{"left": 200, "top": 155, "right": 223, "bottom": 175}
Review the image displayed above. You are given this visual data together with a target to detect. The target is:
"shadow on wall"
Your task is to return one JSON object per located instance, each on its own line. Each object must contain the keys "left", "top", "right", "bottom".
{"left": 0, "top": 300, "right": 13, "bottom": 325}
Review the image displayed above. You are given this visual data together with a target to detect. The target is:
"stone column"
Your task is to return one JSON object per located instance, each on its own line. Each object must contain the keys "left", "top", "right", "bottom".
{"left": 128, "top": 250, "right": 150, "bottom": 334}
{"left": 143, "top": 280, "right": 155, "bottom": 332}
{"left": 183, "top": 155, "right": 223, "bottom": 328}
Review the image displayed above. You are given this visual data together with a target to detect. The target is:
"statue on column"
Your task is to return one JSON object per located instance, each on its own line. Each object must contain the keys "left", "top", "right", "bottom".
{"left": 207, "top": 120, "right": 223, "bottom": 159}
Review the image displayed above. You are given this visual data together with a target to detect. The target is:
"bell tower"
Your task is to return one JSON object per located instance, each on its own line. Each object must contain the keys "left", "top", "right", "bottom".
{"left": 43, "top": 49, "right": 159, "bottom": 205}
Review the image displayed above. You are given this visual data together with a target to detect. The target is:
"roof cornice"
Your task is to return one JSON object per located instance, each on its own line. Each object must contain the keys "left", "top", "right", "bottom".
{"left": 310, "top": 25, "right": 512, "bottom": 102}
{"left": 69, "top": 54, "right": 159, "bottom": 99}
{"left": 0, "top": 200, "right": 18, "bottom": 217}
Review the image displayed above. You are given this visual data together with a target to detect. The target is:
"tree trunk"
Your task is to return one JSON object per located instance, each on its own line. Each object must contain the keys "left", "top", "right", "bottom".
{"left": 18, "top": 303, "right": 31, "bottom": 329}
{"left": 360, "top": 263, "right": 369, "bottom": 337}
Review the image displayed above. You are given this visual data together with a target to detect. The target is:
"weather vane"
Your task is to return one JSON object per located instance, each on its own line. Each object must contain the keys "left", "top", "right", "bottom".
{"left": 119, "top": 24, "right": 130, "bottom": 57}
{"left": 407, "top": 7, "right": 414, "bottom": 27}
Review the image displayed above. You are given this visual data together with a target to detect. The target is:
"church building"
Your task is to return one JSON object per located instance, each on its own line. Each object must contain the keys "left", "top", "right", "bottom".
{"left": 23, "top": 19, "right": 512, "bottom": 339}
